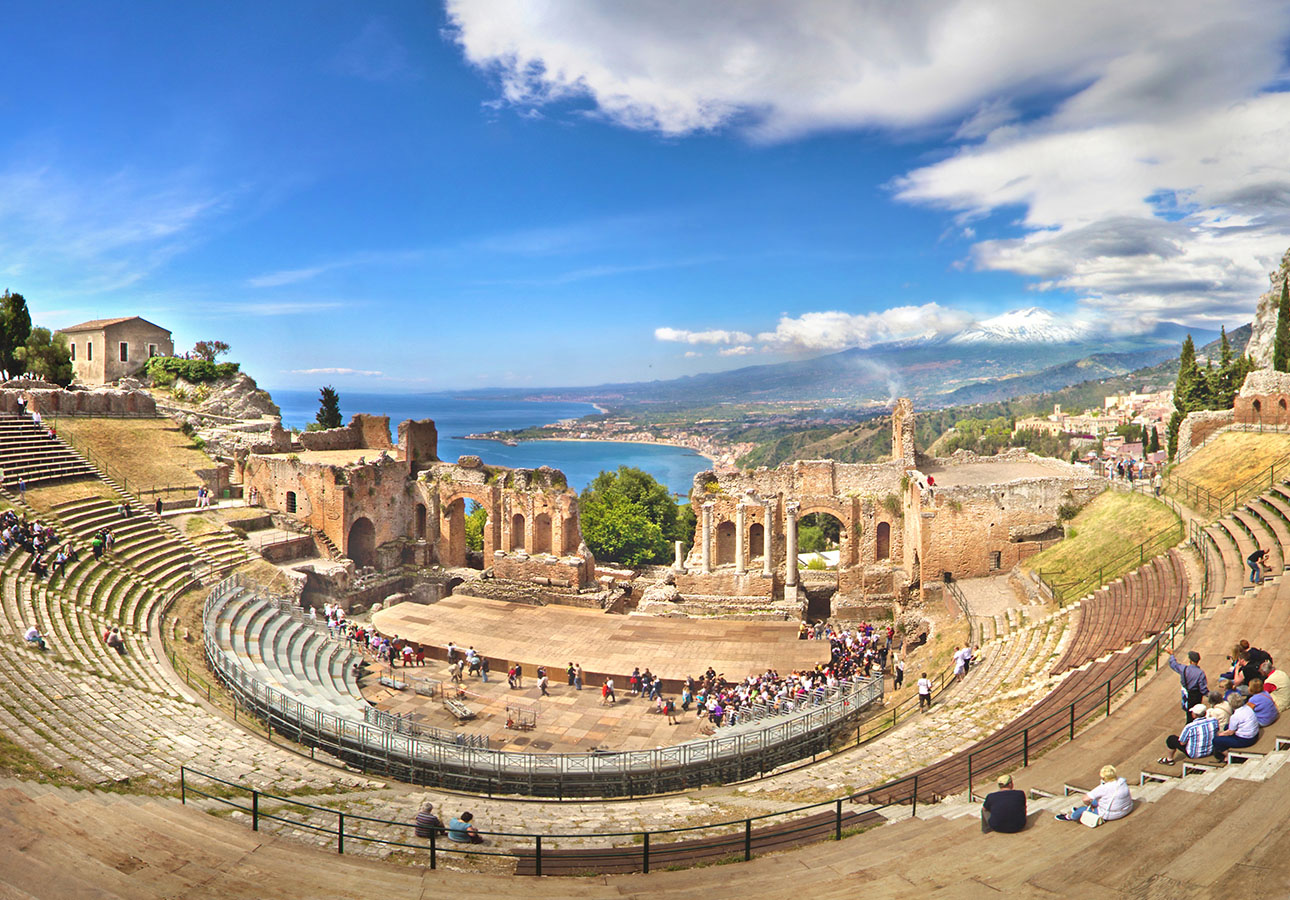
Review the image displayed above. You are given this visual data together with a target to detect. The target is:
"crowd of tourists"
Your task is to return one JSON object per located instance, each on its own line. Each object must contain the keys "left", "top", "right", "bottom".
{"left": 3, "top": 510, "right": 77, "bottom": 582}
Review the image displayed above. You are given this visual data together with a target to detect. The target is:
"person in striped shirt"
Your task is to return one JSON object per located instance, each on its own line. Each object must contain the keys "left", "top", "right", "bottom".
{"left": 1157, "top": 704, "right": 1218, "bottom": 765}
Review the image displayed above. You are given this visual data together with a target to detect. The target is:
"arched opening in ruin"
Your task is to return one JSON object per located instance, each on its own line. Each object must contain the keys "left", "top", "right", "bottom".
{"left": 532, "top": 513, "right": 552, "bottom": 554}
{"left": 715, "top": 520, "right": 737, "bottom": 565}
{"left": 414, "top": 503, "right": 427, "bottom": 541}
{"left": 1254, "top": 399, "right": 1263, "bottom": 416}
{"left": 511, "top": 513, "right": 526, "bottom": 551}
{"left": 876, "top": 521, "right": 891, "bottom": 561}
{"left": 347, "top": 517, "right": 376, "bottom": 569}
{"left": 562, "top": 515, "right": 579, "bottom": 553}
{"left": 749, "top": 522, "right": 765, "bottom": 559}
{"left": 444, "top": 497, "right": 488, "bottom": 569}
{"left": 798, "top": 512, "right": 844, "bottom": 567}
{"left": 1280, "top": 398, "right": 1288, "bottom": 412}
{"left": 285, "top": 491, "right": 297, "bottom": 514}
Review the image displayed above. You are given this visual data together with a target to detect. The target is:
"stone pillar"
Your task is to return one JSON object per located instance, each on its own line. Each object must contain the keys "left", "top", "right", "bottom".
{"left": 785, "top": 501, "right": 799, "bottom": 588}
{"left": 762, "top": 500, "right": 773, "bottom": 577}
{"left": 673, "top": 540, "right": 686, "bottom": 573}
{"left": 734, "top": 503, "right": 746, "bottom": 575}
{"left": 701, "top": 501, "right": 714, "bottom": 574}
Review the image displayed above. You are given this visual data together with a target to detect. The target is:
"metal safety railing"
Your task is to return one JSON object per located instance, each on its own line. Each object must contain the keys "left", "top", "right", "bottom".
{"left": 180, "top": 588, "right": 1204, "bottom": 875}
{"left": 201, "top": 574, "right": 885, "bottom": 798}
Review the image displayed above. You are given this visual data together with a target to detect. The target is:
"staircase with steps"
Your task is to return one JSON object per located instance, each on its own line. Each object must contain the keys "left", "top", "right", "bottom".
{"left": 0, "top": 413, "right": 97, "bottom": 489}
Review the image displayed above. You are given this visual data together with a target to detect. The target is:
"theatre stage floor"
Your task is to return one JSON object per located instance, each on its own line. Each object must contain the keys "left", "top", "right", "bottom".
{"left": 365, "top": 594, "right": 831, "bottom": 753}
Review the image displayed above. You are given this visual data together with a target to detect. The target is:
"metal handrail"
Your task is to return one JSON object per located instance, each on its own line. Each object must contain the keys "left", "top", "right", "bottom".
{"left": 201, "top": 574, "right": 885, "bottom": 797}
{"left": 1036, "top": 518, "right": 1184, "bottom": 606}
{"left": 179, "top": 586, "right": 1203, "bottom": 875}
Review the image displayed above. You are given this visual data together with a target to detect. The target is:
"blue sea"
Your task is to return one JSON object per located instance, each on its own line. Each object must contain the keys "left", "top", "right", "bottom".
{"left": 268, "top": 389, "right": 709, "bottom": 497}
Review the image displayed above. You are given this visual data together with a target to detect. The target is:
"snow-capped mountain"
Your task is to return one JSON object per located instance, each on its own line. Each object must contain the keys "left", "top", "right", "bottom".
{"left": 949, "top": 307, "right": 1095, "bottom": 344}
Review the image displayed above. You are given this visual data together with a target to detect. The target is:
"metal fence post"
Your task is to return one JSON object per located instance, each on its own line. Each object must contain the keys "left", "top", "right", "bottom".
{"left": 1106, "top": 681, "right": 1111, "bottom": 717}
{"left": 338, "top": 812, "right": 345, "bottom": 854}
{"left": 535, "top": 835, "right": 542, "bottom": 876}
{"left": 966, "top": 753, "right": 973, "bottom": 800}
{"left": 1069, "top": 704, "right": 1075, "bottom": 740}
{"left": 745, "top": 818, "right": 752, "bottom": 861}
{"left": 1023, "top": 729, "right": 1029, "bottom": 767}
{"left": 642, "top": 832, "right": 649, "bottom": 874}
{"left": 836, "top": 798, "right": 843, "bottom": 840}
{"left": 430, "top": 830, "right": 436, "bottom": 870}
{"left": 251, "top": 790, "right": 259, "bottom": 830}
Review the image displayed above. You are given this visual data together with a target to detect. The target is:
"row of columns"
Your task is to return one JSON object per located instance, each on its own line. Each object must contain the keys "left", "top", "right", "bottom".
{"left": 693, "top": 499, "right": 784, "bottom": 578}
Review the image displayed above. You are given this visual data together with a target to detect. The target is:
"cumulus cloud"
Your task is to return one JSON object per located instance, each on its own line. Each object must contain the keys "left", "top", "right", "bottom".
{"left": 654, "top": 326, "right": 753, "bottom": 345}
{"left": 718, "top": 345, "right": 757, "bottom": 356}
{"left": 449, "top": 0, "right": 1290, "bottom": 324}
{"left": 757, "top": 304, "right": 976, "bottom": 352}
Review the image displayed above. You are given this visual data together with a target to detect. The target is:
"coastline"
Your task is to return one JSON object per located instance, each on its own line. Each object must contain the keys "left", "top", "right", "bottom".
{"left": 466, "top": 432, "right": 718, "bottom": 465}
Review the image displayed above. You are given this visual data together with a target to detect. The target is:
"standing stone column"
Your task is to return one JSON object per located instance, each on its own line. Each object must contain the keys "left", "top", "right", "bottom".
{"left": 762, "top": 500, "right": 774, "bottom": 577}
{"left": 734, "top": 503, "right": 746, "bottom": 575}
{"left": 701, "top": 501, "right": 714, "bottom": 574}
{"left": 673, "top": 540, "right": 686, "bottom": 573}
{"left": 785, "top": 501, "right": 800, "bottom": 588}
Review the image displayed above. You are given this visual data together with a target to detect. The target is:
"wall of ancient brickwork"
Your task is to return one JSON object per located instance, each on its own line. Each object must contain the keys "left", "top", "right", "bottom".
{"left": 10, "top": 387, "right": 157, "bottom": 416}
{"left": 298, "top": 413, "right": 396, "bottom": 452}
{"left": 1176, "top": 409, "right": 1235, "bottom": 460}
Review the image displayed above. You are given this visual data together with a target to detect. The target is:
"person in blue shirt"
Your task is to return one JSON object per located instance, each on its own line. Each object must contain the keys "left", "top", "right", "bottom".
{"left": 1157, "top": 704, "right": 1219, "bottom": 765}
{"left": 1166, "top": 648, "right": 1207, "bottom": 722}
{"left": 448, "top": 811, "right": 483, "bottom": 844}
{"left": 1245, "top": 678, "right": 1279, "bottom": 726}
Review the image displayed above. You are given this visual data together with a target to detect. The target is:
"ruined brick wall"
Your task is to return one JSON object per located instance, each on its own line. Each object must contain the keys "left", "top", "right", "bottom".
{"left": 397, "top": 418, "right": 439, "bottom": 465}
{"left": 674, "top": 571, "right": 776, "bottom": 597}
{"left": 1233, "top": 370, "right": 1290, "bottom": 428}
{"left": 298, "top": 414, "right": 395, "bottom": 453}
{"left": 891, "top": 397, "right": 916, "bottom": 466}
{"left": 909, "top": 472, "right": 1104, "bottom": 591}
{"left": 1176, "top": 409, "right": 1235, "bottom": 460}
{"left": 9, "top": 387, "right": 157, "bottom": 416}
{"left": 491, "top": 551, "right": 593, "bottom": 588}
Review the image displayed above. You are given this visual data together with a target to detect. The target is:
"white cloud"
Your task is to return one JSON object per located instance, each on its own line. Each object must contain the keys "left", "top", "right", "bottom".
{"left": 718, "top": 345, "right": 756, "bottom": 356}
{"left": 245, "top": 250, "right": 422, "bottom": 288}
{"left": 445, "top": 1, "right": 1276, "bottom": 140}
{"left": 683, "top": 350, "right": 703, "bottom": 358}
{"left": 756, "top": 304, "right": 976, "bottom": 352}
{"left": 290, "top": 367, "right": 384, "bottom": 377}
{"left": 655, "top": 326, "right": 753, "bottom": 345}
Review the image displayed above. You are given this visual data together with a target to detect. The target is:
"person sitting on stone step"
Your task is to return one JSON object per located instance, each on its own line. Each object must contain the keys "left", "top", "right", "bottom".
{"left": 413, "top": 800, "right": 444, "bottom": 839}
{"left": 23, "top": 625, "right": 45, "bottom": 651}
{"left": 447, "top": 811, "right": 483, "bottom": 844}
{"left": 1055, "top": 765, "right": 1132, "bottom": 823}
{"left": 981, "top": 774, "right": 1027, "bottom": 834}
{"left": 1206, "top": 690, "right": 1233, "bottom": 730}
{"left": 1245, "top": 678, "right": 1279, "bottom": 726}
{"left": 1158, "top": 703, "right": 1218, "bottom": 765}
{"left": 1212, "top": 694, "right": 1260, "bottom": 760}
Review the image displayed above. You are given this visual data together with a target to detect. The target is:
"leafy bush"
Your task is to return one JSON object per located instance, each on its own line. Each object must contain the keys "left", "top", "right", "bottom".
{"left": 144, "top": 357, "right": 239, "bottom": 384}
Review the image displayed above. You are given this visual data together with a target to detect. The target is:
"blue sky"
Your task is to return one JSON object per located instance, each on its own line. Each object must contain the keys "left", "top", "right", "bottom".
{"left": 4, "top": 1, "right": 1290, "bottom": 391}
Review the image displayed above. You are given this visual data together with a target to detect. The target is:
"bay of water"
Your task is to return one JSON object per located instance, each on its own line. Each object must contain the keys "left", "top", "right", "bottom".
{"left": 268, "top": 389, "right": 709, "bottom": 497}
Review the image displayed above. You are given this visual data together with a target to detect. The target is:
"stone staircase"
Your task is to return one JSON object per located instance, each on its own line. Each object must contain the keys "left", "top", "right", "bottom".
{"left": 1198, "top": 479, "right": 1290, "bottom": 603}
{"left": 0, "top": 413, "right": 97, "bottom": 489}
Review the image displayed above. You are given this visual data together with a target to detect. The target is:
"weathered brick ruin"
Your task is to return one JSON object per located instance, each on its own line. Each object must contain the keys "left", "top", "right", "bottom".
{"left": 675, "top": 400, "right": 1105, "bottom": 624}
{"left": 242, "top": 414, "right": 595, "bottom": 590}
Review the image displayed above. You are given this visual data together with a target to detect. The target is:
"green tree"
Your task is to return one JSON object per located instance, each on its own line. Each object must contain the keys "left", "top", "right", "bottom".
{"left": 463, "top": 502, "right": 487, "bottom": 552}
{"left": 0, "top": 291, "right": 32, "bottom": 379}
{"left": 192, "top": 340, "right": 230, "bottom": 363}
{"left": 1166, "top": 409, "right": 1184, "bottom": 461}
{"left": 1276, "top": 277, "right": 1290, "bottom": 372}
{"left": 14, "top": 327, "right": 72, "bottom": 386}
{"left": 579, "top": 467, "right": 679, "bottom": 565}
{"left": 1148, "top": 426, "right": 1160, "bottom": 455}
{"left": 316, "top": 385, "right": 342, "bottom": 430}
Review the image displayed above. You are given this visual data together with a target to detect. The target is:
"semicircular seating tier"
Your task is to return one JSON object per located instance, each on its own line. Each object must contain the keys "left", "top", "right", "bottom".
{"left": 207, "top": 585, "right": 365, "bottom": 720}
{"left": 1049, "top": 548, "right": 1189, "bottom": 676}
{"left": 1200, "top": 479, "right": 1290, "bottom": 603}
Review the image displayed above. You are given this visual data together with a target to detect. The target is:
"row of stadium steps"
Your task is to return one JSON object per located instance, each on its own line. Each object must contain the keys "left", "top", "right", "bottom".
{"left": 0, "top": 413, "right": 97, "bottom": 489}
{"left": 1049, "top": 548, "right": 1189, "bottom": 676}
{"left": 1202, "top": 481, "right": 1290, "bottom": 602}
{"left": 208, "top": 585, "right": 364, "bottom": 719}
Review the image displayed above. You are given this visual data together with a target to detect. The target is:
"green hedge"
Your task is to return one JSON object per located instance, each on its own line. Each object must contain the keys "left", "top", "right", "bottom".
{"left": 144, "top": 357, "right": 240, "bottom": 384}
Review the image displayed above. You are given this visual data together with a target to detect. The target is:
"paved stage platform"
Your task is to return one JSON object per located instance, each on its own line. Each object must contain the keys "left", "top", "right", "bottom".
{"left": 370, "top": 593, "right": 830, "bottom": 690}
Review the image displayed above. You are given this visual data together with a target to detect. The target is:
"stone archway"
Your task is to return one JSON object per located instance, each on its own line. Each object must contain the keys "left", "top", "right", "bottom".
{"left": 876, "top": 521, "right": 891, "bottom": 560}
{"left": 749, "top": 522, "right": 765, "bottom": 560}
{"left": 347, "top": 517, "right": 376, "bottom": 569}
{"left": 414, "top": 503, "right": 427, "bottom": 541}
{"left": 532, "top": 513, "right": 552, "bottom": 554}
{"left": 715, "top": 520, "right": 737, "bottom": 564}
{"left": 511, "top": 513, "right": 526, "bottom": 551}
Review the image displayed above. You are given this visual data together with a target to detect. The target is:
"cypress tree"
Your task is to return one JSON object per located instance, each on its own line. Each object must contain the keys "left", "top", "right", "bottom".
{"left": 1276, "top": 276, "right": 1290, "bottom": 372}
{"left": 1175, "top": 335, "right": 1200, "bottom": 413}
{"left": 316, "top": 385, "right": 342, "bottom": 430}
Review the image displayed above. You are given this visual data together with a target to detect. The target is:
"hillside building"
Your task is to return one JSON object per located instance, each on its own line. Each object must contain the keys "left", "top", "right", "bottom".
{"left": 57, "top": 316, "right": 173, "bottom": 386}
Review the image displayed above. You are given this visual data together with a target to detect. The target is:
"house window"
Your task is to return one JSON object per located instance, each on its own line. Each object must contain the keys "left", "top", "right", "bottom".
{"left": 119, "top": 342, "right": 129, "bottom": 362}
{"left": 286, "top": 491, "right": 297, "bottom": 514}
{"left": 148, "top": 343, "right": 158, "bottom": 358}
{"left": 70, "top": 342, "right": 76, "bottom": 361}
{"left": 989, "top": 550, "right": 1002, "bottom": 571}
{"left": 87, "top": 341, "right": 93, "bottom": 361}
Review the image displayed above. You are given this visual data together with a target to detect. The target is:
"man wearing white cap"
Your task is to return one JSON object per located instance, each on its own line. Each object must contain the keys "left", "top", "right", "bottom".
{"left": 1157, "top": 703, "right": 1218, "bottom": 766}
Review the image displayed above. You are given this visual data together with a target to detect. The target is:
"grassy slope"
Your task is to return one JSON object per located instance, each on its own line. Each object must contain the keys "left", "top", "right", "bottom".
{"left": 1023, "top": 491, "right": 1181, "bottom": 590}
{"left": 1167, "top": 432, "right": 1290, "bottom": 499}
{"left": 54, "top": 417, "right": 211, "bottom": 494}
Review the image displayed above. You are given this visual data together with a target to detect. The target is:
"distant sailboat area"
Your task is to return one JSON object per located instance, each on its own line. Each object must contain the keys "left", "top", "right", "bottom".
{"left": 270, "top": 389, "right": 709, "bottom": 497}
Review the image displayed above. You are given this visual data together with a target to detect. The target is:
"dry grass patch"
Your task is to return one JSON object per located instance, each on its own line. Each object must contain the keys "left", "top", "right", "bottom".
{"left": 53, "top": 417, "right": 211, "bottom": 495}
{"left": 23, "top": 479, "right": 115, "bottom": 513}
{"left": 1167, "top": 431, "right": 1290, "bottom": 501}
{"left": 1023, "top": 491, "right": 1180, "bottom": 595}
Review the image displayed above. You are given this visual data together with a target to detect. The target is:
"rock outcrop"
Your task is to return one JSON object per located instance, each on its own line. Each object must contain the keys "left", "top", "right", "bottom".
{"left": 1247, "top": 247, "right": 1290, "bottom": 369}
{"left": 195, "top": 373, "right": 281, "bottom": 420}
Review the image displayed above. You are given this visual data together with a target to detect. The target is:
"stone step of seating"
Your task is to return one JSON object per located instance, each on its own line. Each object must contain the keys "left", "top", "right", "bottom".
{"left": 1203, "top": 522, "right": 1252, "bottom": 601}
{"left": 1231, "top": 509, "right": 1282, "bottom": 573}
{"left": 1248, "top": 497, "right": 1290, "bottom": 566}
